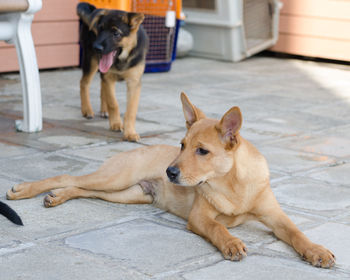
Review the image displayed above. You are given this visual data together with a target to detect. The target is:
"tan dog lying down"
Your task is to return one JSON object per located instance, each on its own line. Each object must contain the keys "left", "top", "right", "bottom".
{"left": 7, "top": 93, "right": 335, "bottom": 268}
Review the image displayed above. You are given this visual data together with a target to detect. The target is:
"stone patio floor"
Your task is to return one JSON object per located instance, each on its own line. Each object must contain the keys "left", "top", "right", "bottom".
{"left": 0, "top": 56, "right": 350, "bottom": 279}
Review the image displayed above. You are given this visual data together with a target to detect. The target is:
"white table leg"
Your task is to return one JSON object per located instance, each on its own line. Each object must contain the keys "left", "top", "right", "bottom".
{"left": 14, "top": 13, "right": 42, "bottom": 132}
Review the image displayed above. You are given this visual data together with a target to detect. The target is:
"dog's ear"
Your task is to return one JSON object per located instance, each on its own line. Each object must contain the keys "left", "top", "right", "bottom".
{"left": 216, "top": 106, "right": 242, "bottom": 147}
{"left": 128, "top": 13, "right": 144, "bottom": 30}
{"left": 88, "top": 9, "right": 108, "bottom": 33}
{"left": 180, "top": 92, "right": 206, "bottom": 129}
{"left": 77, "top": 3, "right": 105, "bottom": 34}
{"left": 77, "top": 2, "right": 96, "bottom": 24}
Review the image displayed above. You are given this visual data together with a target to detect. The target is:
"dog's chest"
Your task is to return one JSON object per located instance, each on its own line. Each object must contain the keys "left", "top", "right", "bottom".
{"left": 118, "top": 48, "right": 130, "bottom": 60}
{"left": 109, "top": 64, "right": 130, "bottom": 80}
{"left": 112, "top": 61, "right": 129, "bottom": 76}
{"left": 199, "top": 184, "right": 248, "bottom": 216}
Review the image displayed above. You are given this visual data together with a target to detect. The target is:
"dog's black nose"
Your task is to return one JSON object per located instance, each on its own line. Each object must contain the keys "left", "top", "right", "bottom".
{"left": 166, "top": 166, "right": 180, "bottom": 183}
{"left": 93, "top": 42, "right": 104, "bottom": 53}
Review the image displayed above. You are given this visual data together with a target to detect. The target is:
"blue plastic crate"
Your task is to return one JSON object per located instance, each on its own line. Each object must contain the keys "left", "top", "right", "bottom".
{"left": 143, "top": 15, "right": 180, "bottom": 73}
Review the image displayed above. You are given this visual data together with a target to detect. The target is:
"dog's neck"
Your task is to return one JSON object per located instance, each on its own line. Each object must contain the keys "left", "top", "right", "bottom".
{"left": 118, "top": 48, "right": 131, "bottom": 60}
{"left": 118, "top": 31, "right": 138, "bottom": 61}
{"left": 200, "top": 136, "right": 270, "bottom": 216}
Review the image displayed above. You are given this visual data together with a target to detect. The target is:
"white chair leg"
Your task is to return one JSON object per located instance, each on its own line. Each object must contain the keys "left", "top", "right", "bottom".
{"left": 14, "top": 13, "right": 42, "bottom": 132}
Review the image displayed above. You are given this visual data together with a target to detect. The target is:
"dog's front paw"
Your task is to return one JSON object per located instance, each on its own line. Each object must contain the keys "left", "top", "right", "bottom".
{"left": 100, "top": 111, "right": 109, "bottom": 119}
{"left": 110, "top": 121, "right": 123, "bottom": 132}
{"left": 221, "top": 237, "right": 247, "bottom": 261}
{"left": 123, "top": 131, "right": 140, "bottom": 142}
{"left": 302, "top": 243, "right": 335, "bottom": 268}
{"left": 81, "top": 106, "right": 94, "bottom": 119}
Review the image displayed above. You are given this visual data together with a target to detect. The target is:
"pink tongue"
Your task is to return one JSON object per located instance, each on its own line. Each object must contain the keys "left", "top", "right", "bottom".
{"left": 99, "top": 51, "right": 117, "bottom": 73}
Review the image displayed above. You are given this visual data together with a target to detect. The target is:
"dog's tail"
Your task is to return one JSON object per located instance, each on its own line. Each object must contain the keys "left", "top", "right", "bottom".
{"left": 0, "top": 201, "right": 23, "bottom": 225}
{"left": 77, "top": 2, "right": 96, "bottom": 27}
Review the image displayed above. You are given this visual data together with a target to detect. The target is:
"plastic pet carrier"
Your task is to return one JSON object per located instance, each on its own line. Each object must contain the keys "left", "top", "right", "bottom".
{"left": 183, "top": 0, "right": 282, "bottom": 62}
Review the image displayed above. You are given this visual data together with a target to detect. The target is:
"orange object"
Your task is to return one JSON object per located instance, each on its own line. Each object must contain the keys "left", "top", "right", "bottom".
{"left": 80, "top": 0, "right": 132, "bottom": 12}
{"left": 79, "top": 0, "right": 183, "bottom": 19}
{"left": 176, "top": 0, "right": 183, "bottom": 19}
{"left": 132, "top": 0, "right": 177, "bottom": 18}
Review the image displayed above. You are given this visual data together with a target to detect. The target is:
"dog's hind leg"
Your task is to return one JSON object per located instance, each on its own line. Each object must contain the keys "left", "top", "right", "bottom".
{"left": 7, "top": 174, "right": 85, "bottom": 200}
{"left": 80, "top": 55, "right": 98, "bottom": 119}
{"left": 7, "top": 145, "right": 178, "bottom": 200}
{"left": 43, "top": 184, "right": 153, "bottom": 207}
{"left": 7, "top": 169, "right": 130, "bottom": 201}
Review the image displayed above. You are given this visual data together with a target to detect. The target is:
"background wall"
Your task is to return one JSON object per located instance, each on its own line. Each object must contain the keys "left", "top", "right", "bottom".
{"left": 1, "top": 0, "right": 349, "bottom": 73}
{"left": 0, "top": 0, "right": 80, "bottom": 72}
{"left": 270, "top": 0, "right": 350, "bottom": 62}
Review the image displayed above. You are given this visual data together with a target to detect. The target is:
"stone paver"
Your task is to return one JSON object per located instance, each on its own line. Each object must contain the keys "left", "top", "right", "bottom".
{"left": 182, "top": 255, "right": 348, "bottom": 280}
{"left": 267, "top": 223, "right": 350, "bottom": 271}
{"left": 62, "top": 141, "right": 145, "bottom": 161}
{"left": 258, "top": 146, "right": 336, "bottom": 174}
{"left": 273, "top": 177, "right": 350, "bottom": 213}
{"left": 307, "top": 163, "right": 350, "bottom": 186}
{"left": 0, "top": 244, "right": 147, "bottom": 280}
{"left": 66, "top": 219, "right": 216, "bottom": 276}
{"left": 0, "top": 153, "right": 101, "bottom": 181}
{"left": 0, "top": 56, "right": 349, "bottom": 279}
{"left": 288, "top": 136, "right": 350, "bottom": 158}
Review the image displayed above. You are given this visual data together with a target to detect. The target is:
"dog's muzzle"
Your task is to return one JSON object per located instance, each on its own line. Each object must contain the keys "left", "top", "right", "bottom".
{"left": 93, "top": 42, "right": 104, "bottom": 53}
{"left": 166, "top": 166, "right": 180, "bottom": 184}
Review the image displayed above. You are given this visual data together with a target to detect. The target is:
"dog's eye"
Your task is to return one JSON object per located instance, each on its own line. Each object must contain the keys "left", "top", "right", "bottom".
{"left": 180, "top": 143, "right": 184, "bottom": 151}
{"left": 113, "top": 31, "right": 121, "bottom": 38}
{"left": 196, "top": 148, "right": 209, "bottom": 155}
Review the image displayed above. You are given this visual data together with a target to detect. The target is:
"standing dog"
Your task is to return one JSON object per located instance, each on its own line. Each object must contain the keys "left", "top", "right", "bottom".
{"left": 77, "top": 3, "right": 148, "bottom": 141}
{"left": 6, "top": 93, "right": 335, "bottom": 268}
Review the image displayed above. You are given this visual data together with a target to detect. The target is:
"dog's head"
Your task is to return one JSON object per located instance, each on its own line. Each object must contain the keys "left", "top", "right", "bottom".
{"left": 77, "top": 3, "right": 144, "bottom": 73}
{"left": 166, "top": 93, "right": 242, "bottom": 187}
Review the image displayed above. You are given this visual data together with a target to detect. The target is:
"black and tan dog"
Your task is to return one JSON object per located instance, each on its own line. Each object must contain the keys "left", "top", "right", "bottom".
{"left": 77, "top": 3, "right": 148, "bottom": 141}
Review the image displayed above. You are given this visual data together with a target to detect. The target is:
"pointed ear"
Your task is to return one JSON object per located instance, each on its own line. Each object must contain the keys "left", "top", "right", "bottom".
{"left": 128, "top": 12, "right": 144, "bottom": 30}
{"left": 180, "top": 92, "right": 206, "bottom": 129}
{"left": 88, "top": 9, "right": 108, "bottom": 33}
{"left": 77, "top": 3, "right": 97, "bottom": 27}
{"left": 216, "top": 107, "right": 242, "bottom": 146}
